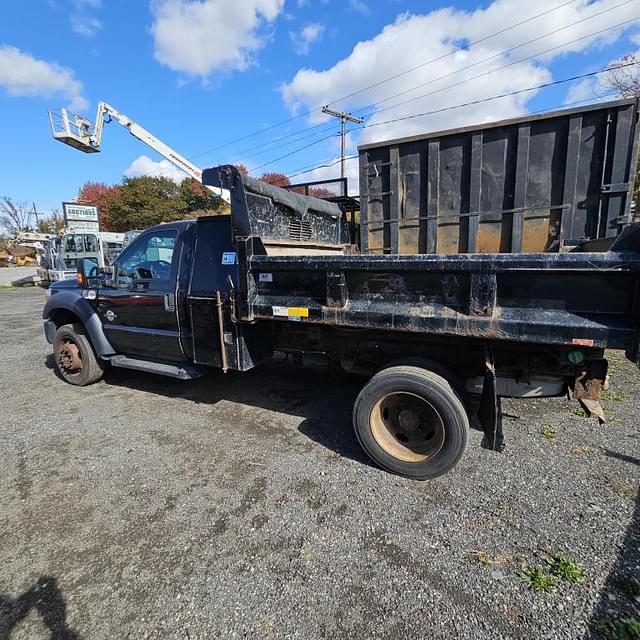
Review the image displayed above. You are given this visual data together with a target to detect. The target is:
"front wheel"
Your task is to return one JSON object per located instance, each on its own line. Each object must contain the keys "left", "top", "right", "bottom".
{"left": 53, "top": 323, "right": 104, "bottom": 386}
{"left": 353, "top": 365, "right": 469, "bottom": 480}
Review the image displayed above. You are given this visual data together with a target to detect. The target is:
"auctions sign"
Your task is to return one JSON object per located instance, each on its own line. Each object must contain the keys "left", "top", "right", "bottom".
{"left": 63, "top": 202, "right": 100, "bottom": 232}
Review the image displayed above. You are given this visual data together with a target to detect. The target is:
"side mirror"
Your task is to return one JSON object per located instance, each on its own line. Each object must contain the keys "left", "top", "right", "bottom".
{"left": 76, "top": 257, "right": 99, "bottom": 288}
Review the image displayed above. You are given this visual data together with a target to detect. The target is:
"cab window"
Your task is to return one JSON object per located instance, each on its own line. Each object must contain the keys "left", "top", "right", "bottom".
{"left": 115, "top": 230, "right": 177, "bottom": 289}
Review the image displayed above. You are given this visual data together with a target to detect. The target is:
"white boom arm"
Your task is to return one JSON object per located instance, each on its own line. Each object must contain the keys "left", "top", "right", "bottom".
{"left": 48, "top": 101, "right": 230, "bottom": 203}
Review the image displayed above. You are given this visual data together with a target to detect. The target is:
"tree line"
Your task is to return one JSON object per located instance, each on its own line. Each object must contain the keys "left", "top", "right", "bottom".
{"left": 0, "top": 167, "right": 292, "bottom": 237}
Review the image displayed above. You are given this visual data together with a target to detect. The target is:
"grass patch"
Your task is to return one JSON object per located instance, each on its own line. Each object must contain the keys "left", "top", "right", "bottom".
{"left": 520, "top": 566, "right": 556, "bottom": 592}
{"left": 548, "top": 555, "right": 586, "bottom": 584}
{"left": 593, "top": 618, "right": 640, "bottom": 640}
{"left": 468, "top": 550, "right": 493, "bottom": 566}
{"left": 540, "top": 425, "right": 557, "bottom": 440}
{"left": 571, "top": 446, "right": 592, "bottom": 456}
{"left": 601, "top": 389, "right": 628, "bottom": 402}
{"left": 573, "top": 406, "right": 588, "bottom": 417}
{"left": 606, "top": 477, "right": 638, "bottom": 502}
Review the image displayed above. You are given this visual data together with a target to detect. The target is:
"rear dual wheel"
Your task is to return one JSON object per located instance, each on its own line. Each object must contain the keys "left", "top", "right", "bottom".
{"left": 353, "top": 365, "right": 468, "bottom": 480}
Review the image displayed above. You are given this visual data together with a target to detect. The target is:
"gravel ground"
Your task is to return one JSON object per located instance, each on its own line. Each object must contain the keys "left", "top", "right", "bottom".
{"left": 0, "top": 287, "right": 638, "bottom": 639}
{"left": 0, "top": 267, "right": 39, "bottom": 287}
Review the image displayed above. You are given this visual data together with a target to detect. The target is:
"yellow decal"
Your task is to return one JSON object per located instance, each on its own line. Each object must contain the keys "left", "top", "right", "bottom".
{"left": 288, "top": 307, "right": 309, "bottom": 317}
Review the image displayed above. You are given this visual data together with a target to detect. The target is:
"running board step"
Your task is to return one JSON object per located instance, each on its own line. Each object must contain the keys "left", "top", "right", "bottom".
{"left": 109, "top": 355, "right": 201, "bottom": 379}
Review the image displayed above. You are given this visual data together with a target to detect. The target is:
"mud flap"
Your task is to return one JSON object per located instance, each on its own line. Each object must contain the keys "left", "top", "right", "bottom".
{"left": 479, "top": 345, "right": 505, "bottom": 452}
{"left": 573, "top": 358, "right": 608, "bottom": 425}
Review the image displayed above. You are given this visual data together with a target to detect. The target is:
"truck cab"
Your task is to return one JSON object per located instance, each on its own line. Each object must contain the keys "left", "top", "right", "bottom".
{"left": 38, "top": 231, "right": 125, "bottom": 283}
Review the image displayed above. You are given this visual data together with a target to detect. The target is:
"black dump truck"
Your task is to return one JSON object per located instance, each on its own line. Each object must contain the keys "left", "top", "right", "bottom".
{"left": 43, "top": 99, "right": 640, "bottom": 480}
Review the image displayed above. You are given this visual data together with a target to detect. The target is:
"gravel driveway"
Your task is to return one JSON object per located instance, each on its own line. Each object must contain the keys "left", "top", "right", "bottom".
{"left": 0, "top": 287, "right": 638, "bottom": 639}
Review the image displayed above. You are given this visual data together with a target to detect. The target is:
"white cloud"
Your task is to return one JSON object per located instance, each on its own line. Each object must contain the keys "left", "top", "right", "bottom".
{"left": 0, "top": 45, "right": 87, "bottom": 110}
{"left": 565, "top": 47, "right": 640, "bottom": 104}
{"left": 124, "top": 155, "right": 188, "bottom": 182}
{"left": 70, "top": 0, "right": 103, "bottom": 37}
{"left": 348, "top": 0, "right": 370, "bottom": 16}
{"left": 282, "top": 0, "right": 640, "bottom": 152}
{"left": 151, "top": 0, "right": 285, "bottom": 77}
{"left": 290, "top": 22, "right": 325, "bottom": 55}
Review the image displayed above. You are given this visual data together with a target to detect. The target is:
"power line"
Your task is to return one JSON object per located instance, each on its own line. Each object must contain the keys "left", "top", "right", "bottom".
{"left": 273, "top": 66, "right": 633, "bottom": 182}
{"left": 352, "top": 0, "right": 635, "bottom": 120}
{"left": 241, "top": 17, "right": 638, "bottom": 175}
{"left": 248, "top": 133, "right": 340, "bottom": 174}
{"left": 354, "top": 59, "right": 640, "bottom": 132}
{"left": 189, "top": 0, "right": 583, "bottom": 161}
{"left": 232, "top": 7, "right": 637, "bottom": 172}
{"left": 324, "top": 0, "right": 582, "bottom": 109}
{"left": 233, "top": 124, "right": 340, "bottom": 162}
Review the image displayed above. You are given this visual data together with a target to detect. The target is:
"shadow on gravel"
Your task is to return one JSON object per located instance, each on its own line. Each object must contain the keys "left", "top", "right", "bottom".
{"left": 584, "top": 492, "right": 640, "bottom": 638}
{"left": 99, "top": 357, "right": 374, "bottom": 467}
{"left": 0, "top": 576, "right": 80, "bottom": 640}
{"left": 602, "top": 449, "right": 640, "bottom": 467}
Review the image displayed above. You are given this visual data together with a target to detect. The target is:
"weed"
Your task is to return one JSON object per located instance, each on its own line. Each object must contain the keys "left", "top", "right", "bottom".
{"left": 593, "top": 618, "right": 640, "bottom": 640}
{"left": 573, "top": 406, "right": 588, "bottom": 417}
{"left": 601, "top": 389, "right": 628, "bottom": 402}
{"left": 548, "top": 555, "right": 586, "bottom": 584}
{"left": 606, "top": 477, "right": 638, "bottom": 502}
{"left": 467, "top": 550, "right": 493, "bottom": 566}
{"left": 571, "top": 446, "right": 592, "bottom": 456}
{"left": 540, "top": 425, "right": 557, "bottom": 439}
{"left": 520, "top": 566, "right": 556, "bottom": 592}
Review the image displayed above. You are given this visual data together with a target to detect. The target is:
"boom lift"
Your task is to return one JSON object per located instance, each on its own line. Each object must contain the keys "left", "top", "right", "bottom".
{"left": 48, "top": 102, "right": 230, "bottom": 203}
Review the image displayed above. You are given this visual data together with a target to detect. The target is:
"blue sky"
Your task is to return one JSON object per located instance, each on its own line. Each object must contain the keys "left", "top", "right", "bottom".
{"left": 1, "top": 0, "right": 639, "bottom": 215}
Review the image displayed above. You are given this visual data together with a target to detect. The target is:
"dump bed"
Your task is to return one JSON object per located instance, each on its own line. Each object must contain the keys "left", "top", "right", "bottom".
{"left": 202, "top": 164, "right": 640, "bottom": 363}
{"left": 358, "top": 98, "right": 640, "bottom": 254}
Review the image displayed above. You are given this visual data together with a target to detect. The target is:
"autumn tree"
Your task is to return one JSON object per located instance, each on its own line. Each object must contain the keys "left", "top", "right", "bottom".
{"left": 77, "top": 182, "right": 121, "bottom": 231}
{"left": 180, "top": 177, "right": 219, "bottom": 214}
{"left": 0, "top": 197, "right": 33, "bottom": 236}
{"left": 260, "top": 172, "right": 290, "bottom": 187}
{"left": 36, "top": 219, "right": 53, "bottom": 234}
{"left": 109, "top": 176, "right": 189, "bottom": 230}
{"left": 35, "top": 210, "right": 65, "bottom": 234}
{"left": 235, "top": 164, "right": 249, "bottom": 176}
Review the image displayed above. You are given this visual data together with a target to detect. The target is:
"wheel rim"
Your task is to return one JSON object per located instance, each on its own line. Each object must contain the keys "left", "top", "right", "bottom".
{"left": 369, "top": 392, "right": 445, "bottom": 463}
{"left": 57, "top": 338, "right": 83, "bottom": 377}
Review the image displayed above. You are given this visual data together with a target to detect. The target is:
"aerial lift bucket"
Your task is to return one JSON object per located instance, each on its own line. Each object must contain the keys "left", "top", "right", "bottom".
{"left": 48, "top": 108, "right": 99, "bottom": 153}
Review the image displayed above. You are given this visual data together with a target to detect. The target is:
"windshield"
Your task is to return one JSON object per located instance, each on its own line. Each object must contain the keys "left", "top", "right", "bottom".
{"left": 60, "top": 233, "right": 100, "bottom": 269}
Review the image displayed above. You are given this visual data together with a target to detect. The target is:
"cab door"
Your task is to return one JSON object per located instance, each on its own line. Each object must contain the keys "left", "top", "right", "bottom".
{"left": 97, "top": 226, "right": 185, "bottom": 362}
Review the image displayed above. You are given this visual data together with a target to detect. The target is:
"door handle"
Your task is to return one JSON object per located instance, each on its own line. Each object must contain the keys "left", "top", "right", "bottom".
{"left": 164, "top": 293, "right": 175, "bottom": 312}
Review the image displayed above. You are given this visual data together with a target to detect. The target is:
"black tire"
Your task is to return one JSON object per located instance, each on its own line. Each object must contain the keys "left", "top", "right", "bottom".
{"left": 353, "top": 365, "right": 469, "bottom": 480}
{"left": 53, "top": 323, "right": 104, "bottom": 386}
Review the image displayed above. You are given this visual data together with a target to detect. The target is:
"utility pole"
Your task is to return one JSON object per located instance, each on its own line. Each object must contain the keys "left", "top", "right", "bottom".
{"left": 321, "top": 106, "right": 364, "bottom": 180}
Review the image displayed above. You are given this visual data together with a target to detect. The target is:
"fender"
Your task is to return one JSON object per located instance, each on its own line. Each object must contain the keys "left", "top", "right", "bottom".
{"left": 42, "top": 290, "right": 116, "bottom": 358}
